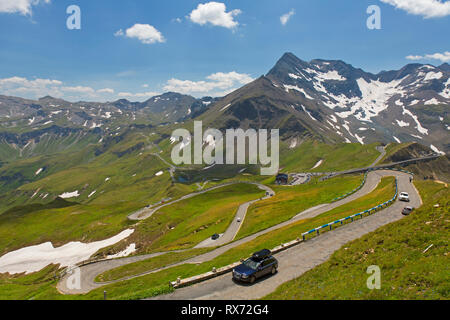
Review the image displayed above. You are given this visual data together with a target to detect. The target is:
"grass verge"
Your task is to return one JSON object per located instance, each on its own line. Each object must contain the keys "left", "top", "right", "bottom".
{"left": 0, "top": 177, "right": 396, "bottom": 300}
{"left": 263, "top": 180, "right": 449, "bottom": 300}
{"left": 237, "top": 174, "right": 364, "bottom": 239}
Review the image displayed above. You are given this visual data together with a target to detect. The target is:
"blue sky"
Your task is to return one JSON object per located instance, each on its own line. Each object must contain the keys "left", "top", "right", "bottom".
{"left": 0, "top": 0, "right": 449, "bottom": 101}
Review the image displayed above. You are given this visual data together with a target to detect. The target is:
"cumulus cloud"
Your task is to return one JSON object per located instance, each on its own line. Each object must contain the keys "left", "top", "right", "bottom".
{"left": 0, "top": 76, "right": 63, "bottom": 98}
{"left": 189, "top": 2, "right": 241, "bottom": 29}
{"left": 0, "top": 0, "right": 51, "bottom": 15}
{"left": 206, "top": 71, "right": 253, "bottom": 86}
{"left": 163, "top": 71, "right": 253, "bottom": 96}
{"left": 0, "top": 72, "right": 254, "bottom": 101}
{"left": 97, "top": 88, "right": 115, "bottom": 94}
{"left": 118, "top": 91, "right": 160, "bottom": 99}
{"left": 380, "top": 0, "right": 450, "bottom": 18}
{"left": 406, "top": 51, "right": 450, "bottom": 62}
{"left": 280, "top": 9, "right": 295, "bottom": 26}
{"left": 61, "top": 86, "right": 95, "bottom": 94}
{"left": 0, "top": 76, "right": 119, "bottom": 101}
{"left": 116, "top": 24, "right": 165, "bottom": 44}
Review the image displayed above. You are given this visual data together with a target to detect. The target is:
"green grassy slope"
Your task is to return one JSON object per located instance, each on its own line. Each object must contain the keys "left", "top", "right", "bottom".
{"left": 280, "top": 140, "right": 381, "bottom": 173}
{"left": 264, "top": 181, "right": 449, "bottom": 300}
{"left": 0, "top": 176, "right": 397, "bottom": 300}
{"left": 119, "top": 183, "right": 265, "bottom": 254}
{"left": 237, "top": 174, "right": 363, "bottom": 239}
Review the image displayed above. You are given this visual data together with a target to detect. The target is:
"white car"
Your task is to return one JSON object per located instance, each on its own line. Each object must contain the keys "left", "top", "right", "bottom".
{"left": 399, "top": 192, "right": 410, "bottom": 202}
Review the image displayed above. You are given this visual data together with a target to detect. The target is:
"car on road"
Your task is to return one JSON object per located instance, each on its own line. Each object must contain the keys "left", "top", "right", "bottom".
{"left": 232, "top": 249, "right": 278, "bottom": 284}
{"left": 402, "top": 206, "right": 414, "bottom": 215}
{"left": 211, "top": 234, "right": 220, "bottom": 240}
{"left": 399, "top": 192, "right": 410, "bottom": 202}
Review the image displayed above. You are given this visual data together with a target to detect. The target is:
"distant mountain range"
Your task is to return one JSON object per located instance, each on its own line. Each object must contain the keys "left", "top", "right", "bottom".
{"left": 0, "top": 52, "right": 449, "bottom": 155}
{"left": 200, "top": 52, "right": 449, "bottom": 153}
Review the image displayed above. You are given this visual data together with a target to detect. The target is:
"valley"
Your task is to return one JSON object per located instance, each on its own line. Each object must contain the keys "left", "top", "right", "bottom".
{"left": 0, "top": 52, "right": 448, "bottom": 301}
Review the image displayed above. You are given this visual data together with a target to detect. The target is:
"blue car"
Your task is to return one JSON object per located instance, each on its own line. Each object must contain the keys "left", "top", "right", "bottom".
{"left": 232, "top": 249, "right": 278, "bottom": 284}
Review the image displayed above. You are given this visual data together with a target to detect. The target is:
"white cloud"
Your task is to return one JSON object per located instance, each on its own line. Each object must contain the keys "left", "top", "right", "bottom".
{"left": 118, "top": 91, "right": 160, "bottom": 99}
{"left": 0, "top": 72, "right": 253, "bottom": 101}
{"left": 406, "top": 55, "right": 423, "bottom": 60}
{"left": 0, "top": 76, "right": 63, "bottom": 98}
{"left": 280, "top": 9, "right": 295, "bottom": 26}
{"left": 206, "top": 71, "right": 253, "bottom": 86}
{"left": 0, "top": 0, "right": 50, "bottom": 16}
{"left": 0, "top": 76, "right": 119, "bottom": 101}
{"left": 97, "top": 88, "right": 115, "bottom": 94}
{"left": 116, "top": 24, "right": 165, "bottom": 44}
{"left": 61, "top": 86, "right": 95, "bottom": 94}
{"left": 406, "top": 51, "right": 450, "bottom": 62}
{"left": 380, "top": 0, "right": 450, "bottom": 18}
{"left": 114, "top": 29, "right": 124, "bottom": 37}
{"left": 189, "top": 2, "right": 241, "bottom": 29}
{"left": 163, "top": 71, "right": 253, "bottom": 96}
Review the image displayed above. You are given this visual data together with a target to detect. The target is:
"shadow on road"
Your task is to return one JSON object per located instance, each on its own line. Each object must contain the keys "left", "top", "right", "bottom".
{"left": 231, "top": 271, "right": 278, "bottom": 287}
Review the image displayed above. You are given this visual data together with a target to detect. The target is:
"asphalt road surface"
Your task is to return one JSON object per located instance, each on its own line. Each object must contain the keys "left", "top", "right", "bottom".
{"left": 152, "top": 171, "right": 420, "bottom": 300}
{"left": 58, "top": 170, "right": 419, "bottom": 296}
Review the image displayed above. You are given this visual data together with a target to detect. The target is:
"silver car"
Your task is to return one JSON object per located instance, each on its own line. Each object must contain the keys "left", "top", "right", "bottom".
{"left": 399, "top": 192, "right": 410, "bottom": 202}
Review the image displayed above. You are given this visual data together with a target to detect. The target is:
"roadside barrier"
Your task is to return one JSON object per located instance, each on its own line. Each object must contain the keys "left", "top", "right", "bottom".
{"left": 302, "top": 178, "right": 398, "bottom": 241}
{"left": 369, "top": 167, "right": 414, "bottom": 175}
{"left": 170, "top": 178, "right": 399, "bottom": 289}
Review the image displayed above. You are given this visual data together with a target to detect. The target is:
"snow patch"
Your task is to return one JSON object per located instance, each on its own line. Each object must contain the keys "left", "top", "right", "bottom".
{"left": 301, "top": 106, "right": 317, "bottom": 121}
{"left": 396, "top": 120, "right": 410, "bottom": 127}
{"left": 220, "top": 103, "right": 231, "bottom": 112}
{"left": 284, "top": 85, "right": 314, "bottom": 99}
{"left": 430, "top": 145, "right": 445, "bottom": 155}
{"left": 289, "top": 139, "right": 297, "bottom": 149}
{"left": 402, "top": 106, "right": 428, "bottom": 135}
{"left": 311, "top": 160, "right": 323, "bottom": 169}
{"left": 424, "top": 98, "right": 440, "bottom": 105}
{"left": 0, "top": 229, "right": 135, "bottom": 274}
{"left": 59, "top": 191, "right": 80, "bottom": 199}
{"left": 354, "top": 134, "right": 365, "bottom": 145}
{"left": 424, "top": 71, "right": 443, "bottom": 81}
{"left": 106, "top": 243, "right": 136, "bottom": 259}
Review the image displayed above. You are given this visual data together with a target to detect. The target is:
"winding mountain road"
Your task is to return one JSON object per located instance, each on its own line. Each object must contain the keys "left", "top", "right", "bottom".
{"left": 152, "top": 171, "right": 421, "bottom": 300}
{"left": 58, "top": 170, "right": 418, "bottom": 297}
{"left": 128, "top": 182, "right": 273, "bottom": 221}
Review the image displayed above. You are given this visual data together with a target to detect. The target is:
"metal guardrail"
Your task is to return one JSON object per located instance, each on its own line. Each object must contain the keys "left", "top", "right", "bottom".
{"left": 170, "top": 177, "right": 399, "bottom": 289}
{"left": 302, "top": 178, "right": 398, "bottom": 241}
